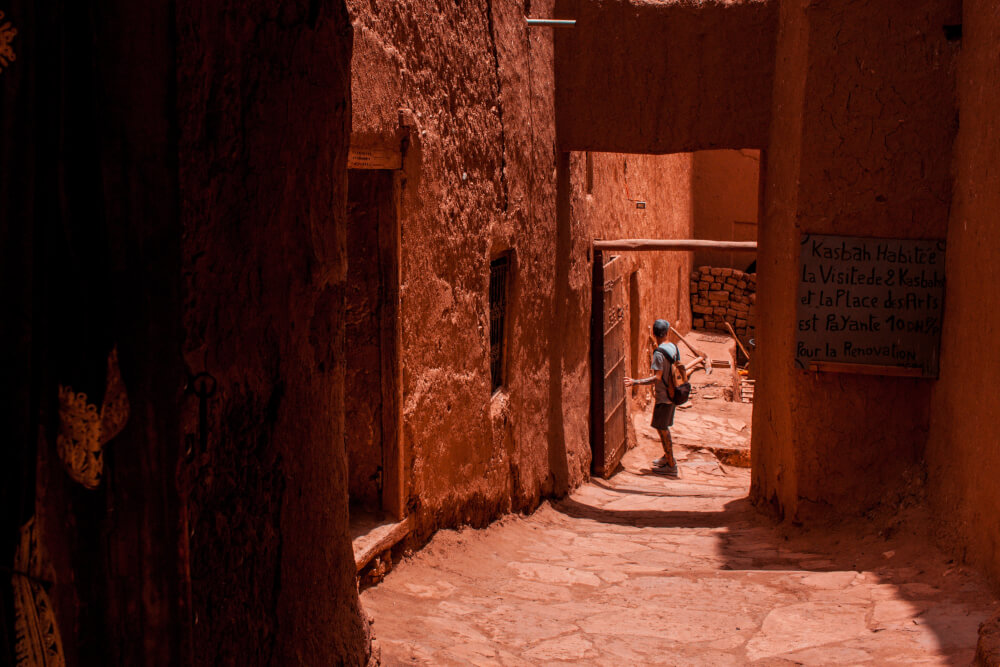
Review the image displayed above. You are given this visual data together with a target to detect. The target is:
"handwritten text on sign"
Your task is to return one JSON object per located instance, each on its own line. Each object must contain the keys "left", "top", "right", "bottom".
{"left": 795, "top": 234, "right": 946, "bottom": 376}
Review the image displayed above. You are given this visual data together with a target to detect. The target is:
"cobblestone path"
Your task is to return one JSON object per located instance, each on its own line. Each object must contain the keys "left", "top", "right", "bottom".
{"left": 361, "top": 405, "right": 997, "bottom": 665}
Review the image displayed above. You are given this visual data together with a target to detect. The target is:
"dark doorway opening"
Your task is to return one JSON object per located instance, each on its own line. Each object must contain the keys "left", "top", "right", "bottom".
{"left": 590, "top": 250, "right": 629, "bottom": 477}
{"left": 346, "top": 169, "right": 408, "bottom": 571}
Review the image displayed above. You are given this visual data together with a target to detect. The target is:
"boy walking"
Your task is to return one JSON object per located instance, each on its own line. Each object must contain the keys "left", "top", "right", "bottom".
{"left": 624, "top": 319, "right": 680, "bottom": 477}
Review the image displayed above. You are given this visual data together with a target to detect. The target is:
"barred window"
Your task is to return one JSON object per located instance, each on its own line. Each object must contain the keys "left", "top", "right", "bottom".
{"left": 489, "top": 256, "right": 510, "bottom": 392}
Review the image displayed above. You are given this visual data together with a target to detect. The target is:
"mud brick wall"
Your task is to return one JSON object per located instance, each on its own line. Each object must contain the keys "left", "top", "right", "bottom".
{"left": 690, "top": 266, "right": 756, "bottom": 339}
{"left": 927, "top": 0, "right": 1000, "bottom": 585}
{"left": 348, "top": 0, "right": 697, "bottom": 541}
{"left": 753, "top": 0, "right": 959, "bottom": 520}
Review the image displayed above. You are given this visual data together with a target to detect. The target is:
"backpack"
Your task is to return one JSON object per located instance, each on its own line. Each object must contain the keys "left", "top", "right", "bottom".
{"left": 657, "top": 344, "right": 691, "bottom": 406}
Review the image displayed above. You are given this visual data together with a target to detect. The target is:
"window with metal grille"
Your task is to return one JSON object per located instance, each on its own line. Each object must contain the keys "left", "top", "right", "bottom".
{"left": 489, "top": 256, "right": 510, "bottom": 392}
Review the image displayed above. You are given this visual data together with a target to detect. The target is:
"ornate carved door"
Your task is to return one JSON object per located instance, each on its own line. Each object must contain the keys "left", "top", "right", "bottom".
{"left": 590, "top": 250, "right": 628, "bottom": 477}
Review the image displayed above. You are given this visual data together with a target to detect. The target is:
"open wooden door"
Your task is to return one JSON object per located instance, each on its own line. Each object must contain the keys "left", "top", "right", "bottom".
{"left": 590, "top": 249, "right": 628, "bottom": 477}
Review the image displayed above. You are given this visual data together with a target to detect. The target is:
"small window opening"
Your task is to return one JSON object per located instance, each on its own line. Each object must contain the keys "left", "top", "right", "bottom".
{"left": 489, "top": 256, "right": 510, "bottom": 392}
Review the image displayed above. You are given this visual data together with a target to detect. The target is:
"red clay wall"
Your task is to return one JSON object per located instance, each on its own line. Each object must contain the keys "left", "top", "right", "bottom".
{"left": 348, "top": 3, "right": 697, "bottom": 539}
{"left": 349, "top": 0, "right": 582, "bottom": 536}
{"left": 753, "top": 0, "right": 961, "bottom": 518}
{"left": 692, "top": 150, "right": 760, "bottom": 270}
{"left": 554, "top": 0, "right": 777, "bottom": 154}
{"left": 926, "top": 0, "right": 1000, "bottom": 582}
{"left": 177, "top": 1, "right": 372, "bottom": 663}
{"left": 3, "top": 1, "right": 370, "bottom": 664}
{"left": 570, "top": 151, "right": 695, "bottom": 380}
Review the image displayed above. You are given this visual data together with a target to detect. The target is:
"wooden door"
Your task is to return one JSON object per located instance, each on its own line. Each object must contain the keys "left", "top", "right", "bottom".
{"left": 590, "top": 250, "right": 628, "bottom": 477}
{"left": 346, "top": 169, "right": 403, "bottom": 520}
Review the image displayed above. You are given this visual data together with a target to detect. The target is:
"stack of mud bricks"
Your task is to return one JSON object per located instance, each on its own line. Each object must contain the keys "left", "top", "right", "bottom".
{"left": 689, "top": 266, "right": 756, "bottom": 340}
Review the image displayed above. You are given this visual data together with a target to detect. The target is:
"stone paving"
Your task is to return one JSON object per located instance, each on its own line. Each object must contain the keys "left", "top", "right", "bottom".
{"left": 361, "top": 404, "right": 998, "bottom": 665}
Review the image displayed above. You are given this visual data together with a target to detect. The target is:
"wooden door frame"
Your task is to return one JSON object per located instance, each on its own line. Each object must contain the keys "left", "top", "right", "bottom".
{"left": 589, "top": 238, "right": 758, "bottom": 477}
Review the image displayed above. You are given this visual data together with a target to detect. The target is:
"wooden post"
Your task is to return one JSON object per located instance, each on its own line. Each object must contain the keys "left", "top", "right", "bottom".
{"left": 593, "top": 239, "right": 757, "bottom": 252}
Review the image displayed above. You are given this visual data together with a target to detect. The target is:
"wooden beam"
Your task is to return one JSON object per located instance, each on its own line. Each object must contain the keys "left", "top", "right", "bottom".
{"left": 593, "top": 239, "right": 757, "bottom": 252}
{"left": 353, "top": 516, "right": 413, "bottom": 572}
{"left": 807, "top": 361, "right": 926, "bottom": 378}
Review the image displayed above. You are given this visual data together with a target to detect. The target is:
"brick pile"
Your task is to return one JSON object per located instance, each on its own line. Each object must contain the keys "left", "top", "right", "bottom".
{"left": 690, "top": 266, "right": 756, "bottom": 339}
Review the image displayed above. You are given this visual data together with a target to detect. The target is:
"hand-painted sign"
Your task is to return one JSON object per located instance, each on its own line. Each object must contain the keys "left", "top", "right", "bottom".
{"left": 795, "top": 234, "right": 946, "bottom": 377}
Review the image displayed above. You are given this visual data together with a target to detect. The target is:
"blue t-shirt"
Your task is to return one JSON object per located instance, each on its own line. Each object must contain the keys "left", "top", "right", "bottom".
{"left": 651, "top": 343, "right": 679, "bottom": 404}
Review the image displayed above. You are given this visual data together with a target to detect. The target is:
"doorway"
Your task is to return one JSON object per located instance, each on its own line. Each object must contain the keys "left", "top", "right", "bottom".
{"left": 590, "top": 238, "right": 759, "bottom": 478}
{"left": 345, "top": 169, "right": 404, "bottom": 538}
{"left": 590, "top": 250, "right": 629, "bottom": 477}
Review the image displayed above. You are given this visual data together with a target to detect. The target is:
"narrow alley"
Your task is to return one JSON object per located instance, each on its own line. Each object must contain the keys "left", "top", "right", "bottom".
{"left": 363, "top": 391, "right": 997, "bottom": 665}
{"left": 11, "top": 2, "right": 1000, "bottom": 665}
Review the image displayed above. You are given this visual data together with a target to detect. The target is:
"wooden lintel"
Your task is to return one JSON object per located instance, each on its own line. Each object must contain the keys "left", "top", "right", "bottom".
{"left": 808, "top": 361, "right": 927, "bottom": 378}
{"left": 593, "top": 239, "right": 757, "bottom": 252}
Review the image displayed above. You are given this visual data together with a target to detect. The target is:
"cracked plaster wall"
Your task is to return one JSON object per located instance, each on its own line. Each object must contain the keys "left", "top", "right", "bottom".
{"left": 753, "top": 0, "right": 961, "bottom": 519}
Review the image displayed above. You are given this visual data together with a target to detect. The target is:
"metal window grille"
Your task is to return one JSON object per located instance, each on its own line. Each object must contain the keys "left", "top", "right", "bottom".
{"left": 489, "top": 256, "right": 510, "bottom": 392}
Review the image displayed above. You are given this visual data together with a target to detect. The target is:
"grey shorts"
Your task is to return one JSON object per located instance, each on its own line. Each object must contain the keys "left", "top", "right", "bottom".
{"left": 652, "top": 403, "right": 676, "bottom": 430}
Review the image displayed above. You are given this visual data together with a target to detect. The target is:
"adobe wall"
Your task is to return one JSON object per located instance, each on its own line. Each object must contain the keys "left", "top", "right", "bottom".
{"left": 692, "top": 150, "right": 760, "bottom": 270}
{"left": 176, "top": 1, "right": 372, "bottom": 664}
{"left": 348, "top": 3, "right": 696, "bottom": 539}
{"left": 3, "top": 1, "right": 370, "bottom": 664}
{"left": 753, "top": 0, "right": 960, "bottom": 519}
{"left": 348, "top": 0, "right": 585, "bottom": 537}
{"left": 926, "top": 0, "right": 1000, "bottom": 583}
{"left": 570, "top": 151, "right": 695, "bottom": 393}
{"left": 554, "top": 0, "right": 777, "bottom": 154}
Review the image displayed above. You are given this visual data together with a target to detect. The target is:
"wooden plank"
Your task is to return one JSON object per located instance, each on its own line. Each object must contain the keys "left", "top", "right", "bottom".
{"left": 594, "top": 239, "right": 758, "bottom": 252}
{"left": 808, "top": 361, "right": 925, "bottom": 378}
{"left": 603, "top": 254, "right": 628, "bottom": 281}
{"left": 348, "top": 145, "right": 403, "bottom": 170}
{"left": 604, "top": 395, "right": 626, "bottom": 423}
{"left": 353, "top": 516, "right": 413, "bottom": 572}
{"left": 603, "top": 315, "right": 625, "bottom": 338}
